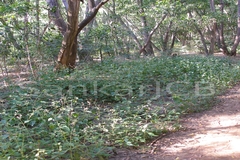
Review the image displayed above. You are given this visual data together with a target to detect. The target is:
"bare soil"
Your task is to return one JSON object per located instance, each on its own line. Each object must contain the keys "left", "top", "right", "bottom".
{"left": 110, "top": 83, "right": 240, "bottom": 160}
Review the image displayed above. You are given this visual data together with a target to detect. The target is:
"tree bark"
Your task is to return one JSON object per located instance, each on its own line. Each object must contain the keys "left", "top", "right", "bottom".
{"left": 208, "top": 23, "right": 216, "bottom": 54}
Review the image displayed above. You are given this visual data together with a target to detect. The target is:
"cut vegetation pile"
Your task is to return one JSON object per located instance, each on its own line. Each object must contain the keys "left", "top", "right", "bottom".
{"left": 1, "top": 56, "right": 240, "bottom": 159}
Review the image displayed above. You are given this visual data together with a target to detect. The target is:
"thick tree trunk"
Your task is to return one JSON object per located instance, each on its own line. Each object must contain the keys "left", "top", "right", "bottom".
{"left": 57, "top": 0, "right": 80, "bottom": 68}
{"left": 58, "top": 36, "right": 78, "bottom": 68}
{"left": 47, "top": 0, "right": 110, "bottom": 69}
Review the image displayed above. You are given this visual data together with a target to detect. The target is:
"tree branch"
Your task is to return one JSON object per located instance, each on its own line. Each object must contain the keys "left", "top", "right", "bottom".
{"left": 140, "top": 14, "right": 167, "bottom": 54}
{"left": 46, "top": 0, "right": 67, "bottom": 35}
{"left": 78, "top": 0, "right": 110, "bottom": 33}
{"left": 106, "top": 7, "right": 143, "bottom": 51}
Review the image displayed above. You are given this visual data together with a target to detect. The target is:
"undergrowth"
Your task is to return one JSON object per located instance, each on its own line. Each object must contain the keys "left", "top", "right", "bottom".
{"left": 1, "top": 55, "right": 240, "bottom": 159}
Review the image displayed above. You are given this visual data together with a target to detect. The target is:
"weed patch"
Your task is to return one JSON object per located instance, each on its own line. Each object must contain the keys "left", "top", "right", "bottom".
{"left": 1, "top": 56, "right": 240, "bottom": 159}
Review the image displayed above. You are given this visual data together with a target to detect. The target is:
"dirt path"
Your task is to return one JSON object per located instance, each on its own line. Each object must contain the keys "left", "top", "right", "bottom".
{"left": 110, "top": 84, "right": 240, "bottom": 160}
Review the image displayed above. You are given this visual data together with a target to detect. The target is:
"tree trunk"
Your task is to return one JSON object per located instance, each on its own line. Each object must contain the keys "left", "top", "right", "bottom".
{"left": 47, "top": 0, "right": 110, "bottom": 69}
{"left": 25, "top": 0, "right": 35, "bottom": 76}
{"left": 139, "top": 14, "right": 167, "bottom": 55}
{"left": 116, "top": 14, "right": 143, "bottom": 52}
{"left": 208, "top": 24, "right": 216, "bottom": 54}
{"left": 230, "top": 0, "right": 240, "bottom": 56}
{"left": 78, "top": 0, "right": 100, "bottom": 61}
{"left": 162, "top": 21, "right": 172, "bottom": 54}
{"left": 209, "top": 0, "right": 216, "bottom": 55}
{"left": 219, "top": 0, "right": 230, "bottom": 55}
{"left": 189, "top": 12, "right": 209, "bottom": 55}
{"left": 170, "top": 32, "right": 176, "bottom": 50}
{"left": 57, "top": 0, "right": 80, "bottom": 68}
{"left": 137, "top": 0, "right": 154, "bottom": 56}
{"left": 46, "top": 0, "right": 67, "bottom": 35}
{"left": 197, "top": 27, "right": 209, "bottom": 55}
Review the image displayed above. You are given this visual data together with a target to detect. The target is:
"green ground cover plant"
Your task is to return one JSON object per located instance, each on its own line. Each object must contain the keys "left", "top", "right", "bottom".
{"left": 1, "top": 55, "right": 240, "bottom": 159}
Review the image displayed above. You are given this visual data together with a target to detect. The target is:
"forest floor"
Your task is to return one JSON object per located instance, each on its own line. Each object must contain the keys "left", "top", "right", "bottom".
{"left": 1, "top": 54, "right": 240, "bottom": 160}
{"left": 109, "top": 79, "right": 240, "bottom": 160}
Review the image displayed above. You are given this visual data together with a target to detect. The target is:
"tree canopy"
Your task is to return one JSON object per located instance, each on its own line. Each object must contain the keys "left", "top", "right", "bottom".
{"left": 1, "top": 0, "right": 240, "bottom": 68}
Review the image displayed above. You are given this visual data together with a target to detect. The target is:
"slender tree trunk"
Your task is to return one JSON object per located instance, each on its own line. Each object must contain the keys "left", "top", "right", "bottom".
{"left": 219, "top": 0, "right": 230, "bottom": 55}
{"left": 139, "top": 14, "right": 167, "bottom": 55}
{"left": 162, "top": 21, "right": 172, "bottom": 54}
{"left": 36, "top": 0, "right": 40, "bottom": 43}
{"left": 84, "top": 0, "right": 96, "bottom": 32}
{"left": 36, "top": 0, "right": 43, "bottom": 69}
{"left": 189, "top": 12, "right": 209, "bottom": 55}
{"left": 137, "top": 0, "right": 154, "bottom": 56}
{"left": 78, "top": 0, "right": 100, "bottom": 61}
{"left": 47, "top": 0, "right": 67, "bottom": 35}
{"left": 117, "top": 16, "right": 143, "bottom": 51}
{"left": 197, "top": 27, "right": 209, "bottom": 55}
{"left": 209, "top": 0, "right": 216, "bottom": 54}
{"left": 110, "top": 2, "right": 143, "bottom": 53}
{"left": 25, "top": 0, "right": 35, "bottom": 76}
{"left": 230, "top": 0, "right": 240, "bottom": 56}
{"left": 170, "top": 32, "right": 176, "bottom": 50}
{"left": 208, "top": 24, "right": 216, "bottom": 54}
{"left": 2, "top": 55, "right": 8, "bottom": 77}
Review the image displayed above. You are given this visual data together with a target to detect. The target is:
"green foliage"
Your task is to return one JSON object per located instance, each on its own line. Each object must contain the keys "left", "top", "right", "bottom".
{"left": 1, "top": 56, "right": 240, "bottom": 159}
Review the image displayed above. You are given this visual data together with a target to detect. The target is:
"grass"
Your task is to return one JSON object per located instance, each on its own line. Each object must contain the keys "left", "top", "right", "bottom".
{"left": 1, "top": 55, "right": 240, "bottom": 159}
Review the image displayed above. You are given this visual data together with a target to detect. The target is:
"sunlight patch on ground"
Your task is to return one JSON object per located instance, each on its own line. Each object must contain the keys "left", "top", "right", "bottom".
{"left": 160, "top": 102, "right": 240, "bottom": 159}
{"left": 163, "top": 127, "right": 240, "bottom": 157}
